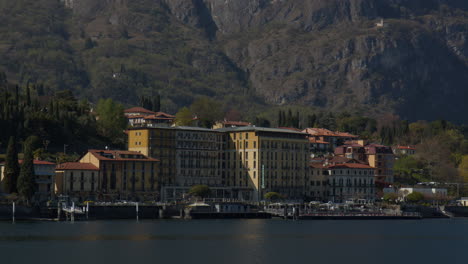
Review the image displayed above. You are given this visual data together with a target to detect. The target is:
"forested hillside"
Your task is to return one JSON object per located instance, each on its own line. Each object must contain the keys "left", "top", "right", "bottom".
{"left": 0, "top": 0, "right": 467, "bottom": 123}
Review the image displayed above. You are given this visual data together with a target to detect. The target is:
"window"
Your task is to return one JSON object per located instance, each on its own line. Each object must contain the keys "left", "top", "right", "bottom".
{"left": 80, "top": 172, "right": 84, "bottom": 191}
{"left": 91, "top": 173, "right": 95, "bottom": 190}
{"left": 254, "top": 142, "right": 256, "bottom": 148}
{"left": 70, "top": 172, "right": 74, "bottom": 191}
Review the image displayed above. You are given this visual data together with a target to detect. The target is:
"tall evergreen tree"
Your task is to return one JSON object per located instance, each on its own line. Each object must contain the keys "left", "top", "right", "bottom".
{"left": 26, "top": 85, "right": 31, "bottom": 107}
{"left": 278, "top": 110, "right": 283, "bottom": 127}
{"left": 3, "top": 136, "right": 20, "bottom": 193}
{"left": 152, "top": 94, "right": 161, "bottom": 112}
{"left": 17, "top": 140, "right": 36, "bottom": 203}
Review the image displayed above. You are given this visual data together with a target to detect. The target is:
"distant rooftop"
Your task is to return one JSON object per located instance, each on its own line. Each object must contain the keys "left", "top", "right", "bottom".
{"left": 124, "top": 107, "right": 156, "bottom": 115}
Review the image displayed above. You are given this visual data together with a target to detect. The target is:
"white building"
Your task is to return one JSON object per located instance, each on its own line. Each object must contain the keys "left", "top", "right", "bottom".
{"left": 326, "top": 163, "right": 376, "bottom": 203}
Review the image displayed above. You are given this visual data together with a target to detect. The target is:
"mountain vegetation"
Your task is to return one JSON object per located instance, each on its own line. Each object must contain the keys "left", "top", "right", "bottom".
{"left": 0, "top": 0, "right": 467, "bottom": 123}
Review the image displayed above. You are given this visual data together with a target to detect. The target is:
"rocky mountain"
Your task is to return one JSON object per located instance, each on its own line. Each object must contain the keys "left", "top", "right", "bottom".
{"left": 0, "top": 0, "right": 467, "bottom": 123}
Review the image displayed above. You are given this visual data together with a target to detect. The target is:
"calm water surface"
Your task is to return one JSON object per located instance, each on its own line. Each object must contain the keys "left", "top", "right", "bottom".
{"left": 1, "top": 219, "right": 467, "bottom": 264}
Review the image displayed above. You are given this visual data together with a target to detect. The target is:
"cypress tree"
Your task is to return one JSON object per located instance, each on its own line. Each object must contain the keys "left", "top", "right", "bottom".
{"left": 278, "top": 110, "right": 283, "bottom": 127}
{"left": 287, "top": 109, "right": 293, "bottom": 127}
{"left": 152, "top": 94, "right": 161, "bottom": 112}
{"left": 17, "top": 141, "right": 36, "bottom": 203}
{"left": 3, "top": 136, "right": 20, "bottom": 193}
{"left": 26, "top": 85, "right": 31, "bottom": 107}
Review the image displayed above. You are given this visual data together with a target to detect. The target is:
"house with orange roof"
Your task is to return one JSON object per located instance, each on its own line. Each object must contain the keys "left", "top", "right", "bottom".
{"left": 212, "top": 119, "right": 252, "bottom": 129}
{"left": 302, "top": 128, "right": 358, "bottom": 154}
{"left": 335, "top": 141, "right": 395, "bottom": 184}
{"left": 55, "top": 150, "right": 159, "bottom": 201}
{"left": 124, "top": 107, "right": 175, "bottom": 127}
{"left": 325, "top": 163, "right": 376, "bottom": 203}
{"left": 393, "top": 145, "right": 416, "bottom": 156}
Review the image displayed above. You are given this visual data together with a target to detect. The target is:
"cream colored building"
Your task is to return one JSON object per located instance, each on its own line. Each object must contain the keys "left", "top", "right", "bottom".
{"left": 55, "top": 150, "right": 159, "bottom": 201}
{"left": 219, "top": 127, "right": 310, "bottom": 201}
{"left": 326, "top": 163, "right": 376, "bottom": 203}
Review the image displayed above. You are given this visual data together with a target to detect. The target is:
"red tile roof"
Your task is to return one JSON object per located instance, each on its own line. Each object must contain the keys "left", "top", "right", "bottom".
{"left": 124, "top": 107, "right": 156, "bottom": 115}
{"left": 309, "top": 138, "right": 330, "bottom": 144}
{"left": 310, "top": 163, "right": 327, "bottom": 169}
{"left": 224, "top": 121, "right": 251, "bottom": 126}
{"left": 18, "top": 160, "right": 55, "bottom": 165}
{"left": 56, "top": 162, "right": 99, "bottom": 171}
{"left": 397, "top": 145, "right": 416, "bottom": 150}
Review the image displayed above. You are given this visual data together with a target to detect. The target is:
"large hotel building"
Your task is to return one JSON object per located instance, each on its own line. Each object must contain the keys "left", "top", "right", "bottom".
{"left": 128, "top": 126, "right": 310, "bottom": 201}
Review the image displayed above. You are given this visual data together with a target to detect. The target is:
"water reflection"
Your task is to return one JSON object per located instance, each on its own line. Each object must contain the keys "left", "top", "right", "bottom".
{"left": 0, "top": 219, "right": 467, "bottom": 264}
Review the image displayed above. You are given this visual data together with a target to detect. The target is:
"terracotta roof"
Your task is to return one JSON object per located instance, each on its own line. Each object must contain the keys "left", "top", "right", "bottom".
{"left": 18, "top": 160, "right": 55, "bottom": 165}
{"left": 124, "top": 107, "right": 156, "bottom": 115}
{"left": 334, "top": 132, "right": 358, "bottom": 138}
{"left": 155, "top": 112, "right": 175, "bottom": 118}
{"left": 397, "top": 145, "right": 416, "bottom": 150}
{"left": 328, "top": 163, "right": 374, "bottom": 169}
{"left": 223, "top": 121, "right": 251, "bottom": 126}
{"left": 309, "top": 138, "right": 330, "bottom": 144}
{"left": 88, "top": 149, "right": 159, "bottom": 162}
{"left": 310, "top": 163, "right": 326, "bottom": 169}
{"left": 328, "top": 156, "right": 354, "bottom": 164}
{"left": 56, "top": 162, "right": 99, "bottom": 171}
{"left": 144, "top": 113, "right": 175, "bottom": 120}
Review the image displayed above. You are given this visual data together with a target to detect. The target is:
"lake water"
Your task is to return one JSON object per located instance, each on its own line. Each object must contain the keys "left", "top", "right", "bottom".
{"left": 1, "top": 219, "right": 467, "bottom": 264}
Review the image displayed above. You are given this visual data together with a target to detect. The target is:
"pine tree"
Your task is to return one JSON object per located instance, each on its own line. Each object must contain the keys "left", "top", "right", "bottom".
{"left": 17, "top": 140, "right": 36, "bottom": 203}
{"left": 3, "top": 136, "right": 20, "bottom": 193}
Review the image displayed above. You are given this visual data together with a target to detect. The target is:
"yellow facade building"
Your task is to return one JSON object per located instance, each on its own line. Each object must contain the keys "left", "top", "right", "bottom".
{"left": 129, "top": 127, "right": 224, "bottom": 201}
{"left": 55, "top": 150, "right": 159, "bottom": 201}
{"left": 128, "top": 126, "right": 310, "bottom": 202}
{"left": 220, "top": 127, "right": 310, "bottom": 201}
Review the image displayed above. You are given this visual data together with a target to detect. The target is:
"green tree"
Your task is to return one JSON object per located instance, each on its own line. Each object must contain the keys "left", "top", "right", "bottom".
{"left": 17, "top": 140, "right": 36, "bottom": 203}
{"left": 190, "top": 97, "right": 223, "bottom": 128}
{"left": 3, "top": 136, "right": 20, "bottom": 193}
{"left": 459, "top": 155, "right": 468, "bottom": 183}
{"left": 264, "top": 192, "right": 283, "bottom": 201}
{"left": 174, "top": 107, "right": 194, "bottom": 126}
{"left": 152, "top": 94, "right": 161, "bottom": 112}
{"left": 188, "top": 185, "right": 211, "bottom": 199}
{"left": 96, "top": 98, "right": 127, "bottom": 144}
{"left": 383, "top": 193, "right": 399, "bottom": 203}
{"left": 406, "top": 192, "right": 424, "bottom": 203}
{"left": 394, "top": 156, "right": 423, "bottom": 184}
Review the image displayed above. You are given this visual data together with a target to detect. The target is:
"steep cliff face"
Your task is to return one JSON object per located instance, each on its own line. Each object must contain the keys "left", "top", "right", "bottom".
{"left": 1, "top": 0, "right": 467, "bottom": 122}
{"left": 163, "top": 0, "right": 468, "bottom": 122}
